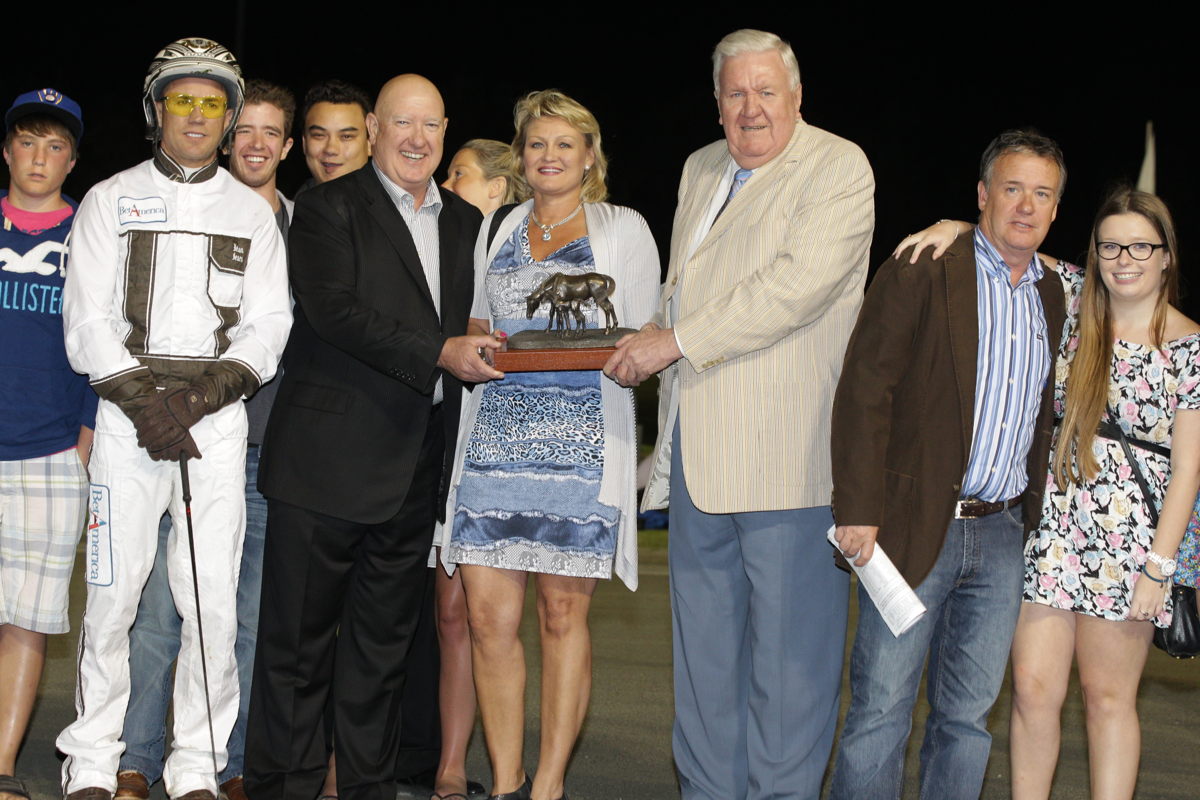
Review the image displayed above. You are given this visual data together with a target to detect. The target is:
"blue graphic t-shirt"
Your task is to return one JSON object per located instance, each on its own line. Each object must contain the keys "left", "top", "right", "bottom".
{"left": 0, "top": 191, "right": 98, "bottom": 459}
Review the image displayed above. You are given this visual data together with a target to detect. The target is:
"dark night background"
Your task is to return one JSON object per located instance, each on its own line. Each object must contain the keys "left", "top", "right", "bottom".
{"left": 5, "top": 9, "right": 1196, "bottom": 317}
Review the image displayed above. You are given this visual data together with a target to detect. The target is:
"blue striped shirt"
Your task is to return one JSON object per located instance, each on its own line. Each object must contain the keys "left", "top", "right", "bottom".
{"left": 960, "top": 229, "right": 1050, "bottom": 501}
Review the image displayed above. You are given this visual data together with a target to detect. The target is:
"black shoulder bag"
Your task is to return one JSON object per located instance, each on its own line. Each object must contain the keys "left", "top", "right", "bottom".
{"left": 1103, "top": 408, "right": 1200, "bottom": 658}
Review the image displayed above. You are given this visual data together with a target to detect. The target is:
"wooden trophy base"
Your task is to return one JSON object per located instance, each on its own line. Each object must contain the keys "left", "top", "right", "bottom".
{"left": 493, "top": 346, "right": 616, "bottom": 372}
{"left": 491, "top": 327, "right": 635, "bottom": 372}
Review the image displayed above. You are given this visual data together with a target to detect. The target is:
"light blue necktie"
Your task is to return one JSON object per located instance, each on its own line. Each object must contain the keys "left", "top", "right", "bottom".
{"left": 713, "top": 168, "right": 753, "bottom": 224}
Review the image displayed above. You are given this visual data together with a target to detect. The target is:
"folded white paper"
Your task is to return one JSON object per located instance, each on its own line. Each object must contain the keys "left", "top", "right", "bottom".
{"left": 828, "top": 525, "right": 926, "bottom": 636}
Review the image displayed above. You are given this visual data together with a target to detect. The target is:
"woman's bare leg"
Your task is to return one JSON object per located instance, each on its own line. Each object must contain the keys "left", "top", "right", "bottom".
{"left": 1009, "top": 604, "right": 1076, "bottom": 800}
{"left": 433, "top": 562, "right": 477, "bottom": 798}
{"left": 1075, "top": 614, "right": 1153, "bottom": 800}
{"left": 530, "top": 575, "right": 597, "bottom": 800}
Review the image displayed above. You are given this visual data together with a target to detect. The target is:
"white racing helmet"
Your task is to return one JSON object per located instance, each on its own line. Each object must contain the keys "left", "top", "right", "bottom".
{"left": 142, "top": 37, "right": 244, "bottom": 141}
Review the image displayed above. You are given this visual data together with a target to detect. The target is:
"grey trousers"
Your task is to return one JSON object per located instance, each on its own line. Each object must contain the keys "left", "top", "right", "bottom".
{"left": 669, "top": 422, "right": 850, "bottom": 799}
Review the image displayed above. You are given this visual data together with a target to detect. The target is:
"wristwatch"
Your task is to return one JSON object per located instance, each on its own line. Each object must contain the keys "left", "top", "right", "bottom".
{"left": 1146, "top": 550, "right": 1177, "bottom": 577}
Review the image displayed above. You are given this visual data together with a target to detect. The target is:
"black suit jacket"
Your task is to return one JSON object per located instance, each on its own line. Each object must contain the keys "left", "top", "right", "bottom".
{"left": 832, "top": 232, "right": 1066, "bottom": 586}
{"left": 259, "top": 164, "right": 482, "bottom": 524}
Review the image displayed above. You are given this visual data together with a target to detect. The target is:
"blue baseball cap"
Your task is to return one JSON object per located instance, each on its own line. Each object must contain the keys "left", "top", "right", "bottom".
{"left": 6, "top": 88, "right": 84, "bottom": 144}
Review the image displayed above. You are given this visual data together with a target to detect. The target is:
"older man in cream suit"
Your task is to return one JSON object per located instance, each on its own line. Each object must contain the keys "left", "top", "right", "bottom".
{"left": 606, "top": 28, "right": 874, "bottom": 800}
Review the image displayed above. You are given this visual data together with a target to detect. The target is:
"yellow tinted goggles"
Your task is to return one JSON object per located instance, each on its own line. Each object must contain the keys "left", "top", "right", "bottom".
{"left": 161, "top": 93, "right": 228, "bottom": 119}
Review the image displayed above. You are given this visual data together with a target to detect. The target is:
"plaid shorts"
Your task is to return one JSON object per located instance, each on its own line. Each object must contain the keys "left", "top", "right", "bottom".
{"left": 1, "top": 449, "right": 89, "bottom": 633}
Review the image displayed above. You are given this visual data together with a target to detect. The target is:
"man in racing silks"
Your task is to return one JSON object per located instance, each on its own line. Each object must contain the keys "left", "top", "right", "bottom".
{"left": 56, "top": 37, "right": 290, "bottom": 800}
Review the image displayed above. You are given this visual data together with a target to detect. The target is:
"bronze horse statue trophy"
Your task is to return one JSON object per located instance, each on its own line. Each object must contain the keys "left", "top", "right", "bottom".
{"left": 525, "top": 272, "right": 618, "bottom": 335}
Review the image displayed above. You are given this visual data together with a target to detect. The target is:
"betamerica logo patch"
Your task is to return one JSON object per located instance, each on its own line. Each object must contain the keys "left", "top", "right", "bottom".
{"left": 117, "top": 196, "right": 168, "bottom": 225}
{"left": 86, "top": 484, "right": 114, "bottom": 586}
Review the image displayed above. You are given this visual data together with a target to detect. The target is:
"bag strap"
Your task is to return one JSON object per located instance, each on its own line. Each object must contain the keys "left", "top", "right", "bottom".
{"left": 1096, "top": 417, "right": 1171, "bottom": 457}
{"left": 486, "top": 203, "right": 519, "bottom": 252}
{"left": 1105, "top": 407, "right": 1160, "bottom": 528}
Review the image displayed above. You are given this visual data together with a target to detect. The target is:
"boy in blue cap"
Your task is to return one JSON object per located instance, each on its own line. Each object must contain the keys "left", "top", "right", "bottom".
{"left": 0, "top": 87, "right": 94, "bottom": 800}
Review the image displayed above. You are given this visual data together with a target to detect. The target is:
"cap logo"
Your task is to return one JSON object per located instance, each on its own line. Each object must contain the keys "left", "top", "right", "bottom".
{"left": 36, "top": 89, "right": 63, "bottom": 106}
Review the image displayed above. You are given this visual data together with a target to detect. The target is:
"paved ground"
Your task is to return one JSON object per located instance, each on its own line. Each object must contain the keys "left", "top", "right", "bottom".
{"left": 14, "top": 540, "right": 1200, "bottom": 799}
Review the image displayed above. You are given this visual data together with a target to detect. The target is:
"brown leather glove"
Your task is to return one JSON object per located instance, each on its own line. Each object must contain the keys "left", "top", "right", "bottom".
{"left": 134, "top": 386, "right": 207, "bottom": 460}
{"left": 133, "top": 358, "right": 258, "bottom": 458}
{"left": 195, "top": 361, "right": 260, "bottom": 412}
{"left": 135, "top": 411, "right": 203, "bottom": 462}
{"left": 144, "top": 427, "right": 202, "bottom": 463}
{"left": 126, "top": 361, "right": 257, "bottom": 460}
{"left": 96, "top": 368, "right": 160, "bottom": 423}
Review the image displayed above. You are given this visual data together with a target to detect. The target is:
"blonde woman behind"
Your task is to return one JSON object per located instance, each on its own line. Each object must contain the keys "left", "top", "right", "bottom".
{"left": 443, "top": 139, "right": 517, "bottom": 216}
{"left": 426, "top": 137, "right": 517, "bottom": 800}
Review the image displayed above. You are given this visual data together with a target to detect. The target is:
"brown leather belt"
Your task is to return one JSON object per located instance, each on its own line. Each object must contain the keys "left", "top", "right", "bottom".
{"left": 954, "top": 494, "right": 1024, "bottom": 519}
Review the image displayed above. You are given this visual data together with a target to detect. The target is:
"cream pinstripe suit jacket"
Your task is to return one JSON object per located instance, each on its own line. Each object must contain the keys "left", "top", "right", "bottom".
{"left": 642, "top": 121, "right": 874, "bottom": 514}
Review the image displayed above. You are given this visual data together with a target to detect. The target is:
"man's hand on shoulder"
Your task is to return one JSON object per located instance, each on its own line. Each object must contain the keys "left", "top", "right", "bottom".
{"left": 834, "top": 525, "right": 880, "bottom": 567}
{"left": 603, "top": 323, "right": 681, "bottom": 387}
{"left": 438, "top": 335, "right": 505, "bottom": 383}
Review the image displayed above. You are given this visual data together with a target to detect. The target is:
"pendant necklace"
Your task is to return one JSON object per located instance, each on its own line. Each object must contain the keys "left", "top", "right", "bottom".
{"left": 531, "top": 203, "right": 583, "bottom": 242}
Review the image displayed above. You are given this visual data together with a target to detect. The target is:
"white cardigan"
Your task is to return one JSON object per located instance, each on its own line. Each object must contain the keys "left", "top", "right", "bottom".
{"left": 434, "top": 200, "right": 661, "bottom": 590}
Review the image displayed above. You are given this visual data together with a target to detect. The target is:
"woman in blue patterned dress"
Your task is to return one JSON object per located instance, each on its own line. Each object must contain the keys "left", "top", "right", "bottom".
{"left": 438, "top": 90, "right": 659, "bottom": 800}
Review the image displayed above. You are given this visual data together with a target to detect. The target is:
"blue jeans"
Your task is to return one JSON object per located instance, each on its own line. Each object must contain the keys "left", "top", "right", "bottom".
{"left": 829, "top": 506, "right": 1025, "bottom": 800}
{"left": 120, "top": 445, "right": 266, "bottom": 784}
{"left": 668, "top": 423, "right": 849, "bottom": 800}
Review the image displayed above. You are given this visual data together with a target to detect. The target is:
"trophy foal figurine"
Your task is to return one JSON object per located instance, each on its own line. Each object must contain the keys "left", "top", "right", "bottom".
{"left": 525, "top": 272, "right": 618, "bottom": 335}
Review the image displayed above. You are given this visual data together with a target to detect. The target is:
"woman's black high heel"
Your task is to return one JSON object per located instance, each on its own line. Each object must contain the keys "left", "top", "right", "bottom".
{"left": 486, "top": 775, "right": 531, "bottom": 800}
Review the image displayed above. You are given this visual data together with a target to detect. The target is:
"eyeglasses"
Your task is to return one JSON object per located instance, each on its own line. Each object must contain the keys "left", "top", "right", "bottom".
{"left": 160, "top": 93, "right": 228, "bottom": 119}
{"left": 1095, "top": 241, "right": 1165, "bottom": 261}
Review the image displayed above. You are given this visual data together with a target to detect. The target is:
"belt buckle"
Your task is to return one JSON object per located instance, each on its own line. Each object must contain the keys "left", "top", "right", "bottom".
{"left": 955, "top": 498, "right": 977, "bottom": 519}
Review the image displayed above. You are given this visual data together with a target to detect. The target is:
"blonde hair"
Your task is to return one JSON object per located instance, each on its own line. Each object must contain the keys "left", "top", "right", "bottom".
{"left": 460, "top": 138, "right": 517, "bottom": 204}
{"left": 1054, "top": 188, "right": 1180, "bottom": 486}
{"left": 510, "top": 89, "right": 608, "bottom": 203}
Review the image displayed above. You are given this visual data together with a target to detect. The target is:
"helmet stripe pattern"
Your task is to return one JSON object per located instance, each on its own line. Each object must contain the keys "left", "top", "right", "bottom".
{"left": 142, "top": 37, "right": 244, "bottom": 143}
